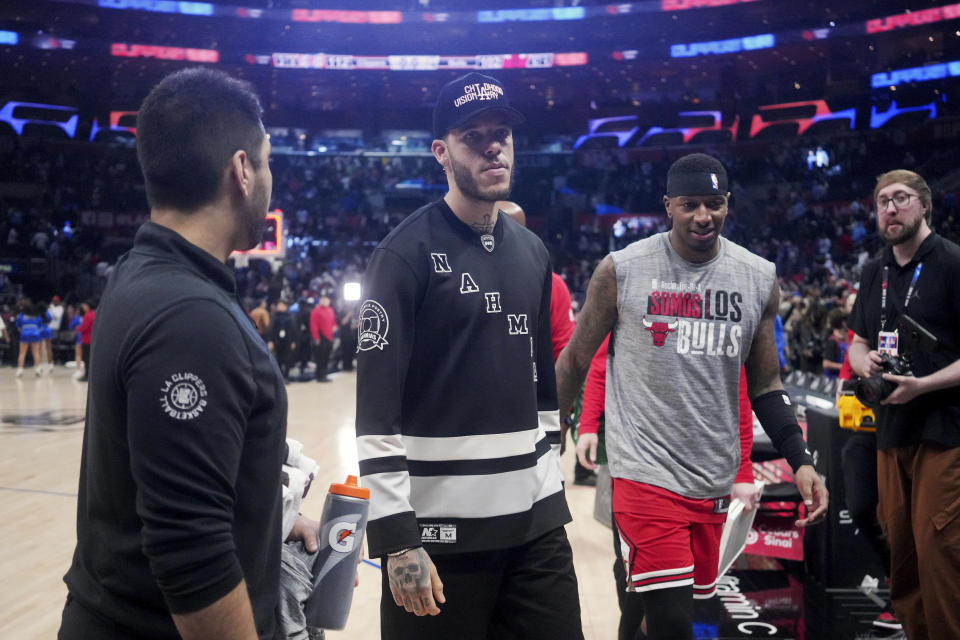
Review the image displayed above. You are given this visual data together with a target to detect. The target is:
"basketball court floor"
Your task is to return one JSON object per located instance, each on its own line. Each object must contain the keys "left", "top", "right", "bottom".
{"left": 0, "top": 366, "right": 905, "bottom": 639}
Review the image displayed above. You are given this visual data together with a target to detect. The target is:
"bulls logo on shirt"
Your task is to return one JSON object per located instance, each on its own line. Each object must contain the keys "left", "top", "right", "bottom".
{"left": 641, "top": 316, "right": 678, "bottom": 347}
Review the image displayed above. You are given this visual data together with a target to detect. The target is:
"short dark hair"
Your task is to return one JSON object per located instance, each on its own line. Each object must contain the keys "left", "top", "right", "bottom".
{"left": 137, "top": 68, "right": 265, "bottom": 212}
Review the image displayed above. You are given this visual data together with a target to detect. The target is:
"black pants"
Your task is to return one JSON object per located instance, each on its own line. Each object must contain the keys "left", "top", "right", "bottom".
{"left": 59, "top": 596, "right": 144, "bottom": 640}
{"left": 313, "top": 336, "right": 332, "bottom": 380}
{"left": 841, "top": 433, "right": 890, "bottom": 577}
{"left": 276, "top": 340, "right": 295, "bottom": 378}
{"left": 380, "top": 527, "right": 583, "bottom": 640}
{"left": 613, "top": 512, "right": 646, "bottom": 640}
{"left": 81, "top": 343, "right": 91, "bottom": 375}
{"left": 574, "top": 458, "right": 594, "bottom": 481}
{"left": 338, "top": 321, "right": 356, "bottom": 371}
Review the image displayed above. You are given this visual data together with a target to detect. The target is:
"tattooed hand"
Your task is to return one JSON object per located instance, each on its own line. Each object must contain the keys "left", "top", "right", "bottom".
{"left": 386, "top": 547, "right": 445, "bottom": 616}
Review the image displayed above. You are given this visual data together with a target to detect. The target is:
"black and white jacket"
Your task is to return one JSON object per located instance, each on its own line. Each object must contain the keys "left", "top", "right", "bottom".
{"left": 355, "top": 199, "right": 569, "bottom": 557}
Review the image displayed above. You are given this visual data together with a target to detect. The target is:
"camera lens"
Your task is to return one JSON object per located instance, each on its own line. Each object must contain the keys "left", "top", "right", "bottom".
{"left": 854, "top": 375, "right": 895, "bottom": 408}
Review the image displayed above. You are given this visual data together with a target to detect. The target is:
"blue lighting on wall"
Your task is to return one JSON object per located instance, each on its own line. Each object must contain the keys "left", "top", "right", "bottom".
{"left": 871, "top": 60, "right": 960, "bottom": 88}
{"left": 671, "top": 33, "right": 775, "bottom": 58}
{"left": 97, "top": 0, "right": 213, "bottom": 16}
{"left": 870, "top": 100, "right": 938, "bottom": 129}
{"left": 477, "top": 7, "right": 585, "bottom": 22}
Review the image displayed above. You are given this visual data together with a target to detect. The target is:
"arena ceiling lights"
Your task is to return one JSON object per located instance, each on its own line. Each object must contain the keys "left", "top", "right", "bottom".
{"left": 5, "top": 2, "right": 959, "bottom": 72}
{"left": 71, "top": 0, "right": 759, "bottom": 23}
{"left": 251, "top": 52, "right": 588, "bottom": 71}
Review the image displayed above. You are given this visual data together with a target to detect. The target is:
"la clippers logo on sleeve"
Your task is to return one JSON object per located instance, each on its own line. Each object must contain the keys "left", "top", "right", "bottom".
{"left": 160, "top": 372, "right": 207, "bottom": 420}
{"left": 357, "top": 300, "right": 389, "bottom": 351}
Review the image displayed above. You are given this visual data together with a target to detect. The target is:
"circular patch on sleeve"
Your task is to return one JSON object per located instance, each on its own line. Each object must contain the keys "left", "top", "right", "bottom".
{"left": 160, "top": 372, "right": 208, "bottom": 420}
{"left": 357, "top": 300, "right": 389, "bottom": 351}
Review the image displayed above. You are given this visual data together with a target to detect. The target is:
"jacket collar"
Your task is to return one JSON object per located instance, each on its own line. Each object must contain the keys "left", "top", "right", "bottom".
{"left": 133, "top": 221, "right": 237, "bottom": 295}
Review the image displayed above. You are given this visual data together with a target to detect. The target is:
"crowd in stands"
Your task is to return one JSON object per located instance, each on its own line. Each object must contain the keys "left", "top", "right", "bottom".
{"left": 2, "top": 127, "right": 960, "bottom": 382}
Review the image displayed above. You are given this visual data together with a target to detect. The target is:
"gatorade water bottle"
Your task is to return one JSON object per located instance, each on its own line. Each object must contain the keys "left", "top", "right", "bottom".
{"left": 304, "top": 475, "right": 370, "bottom": 630}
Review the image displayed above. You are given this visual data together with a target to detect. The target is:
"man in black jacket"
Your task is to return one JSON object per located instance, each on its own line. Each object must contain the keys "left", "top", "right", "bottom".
{"left": 60, "top": 68, "right": 315, "bottom": 640}
{"left": 356, "top": 72, "right": 582, "bottom": 640}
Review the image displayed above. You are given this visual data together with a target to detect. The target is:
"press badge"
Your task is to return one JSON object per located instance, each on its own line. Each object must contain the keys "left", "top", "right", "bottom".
{"left": 878, "top": 331, "right": 899, "bottom": 356}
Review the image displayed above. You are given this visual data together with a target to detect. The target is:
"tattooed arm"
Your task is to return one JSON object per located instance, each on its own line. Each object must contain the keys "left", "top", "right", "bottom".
{"left": 386, "top": 547, "right": 445, "bottom": 616}
{"left": 555, "top": 255, "right": 618, "bottom": 446}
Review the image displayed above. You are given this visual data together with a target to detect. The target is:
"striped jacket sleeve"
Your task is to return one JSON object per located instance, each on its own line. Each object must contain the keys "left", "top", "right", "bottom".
{"left": 355, "top": 247, "right": 423, "bottom": 558}
{"left": 536, "top": 265, "right": 562, "bottom": 450}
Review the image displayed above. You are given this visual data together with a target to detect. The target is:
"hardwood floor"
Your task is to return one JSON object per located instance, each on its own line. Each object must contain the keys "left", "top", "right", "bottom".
{"left": 0, "top": 366, "right": 902, "bottom": 639}
{"left": 0, "top": 366, "right": 618, "bottom": 640}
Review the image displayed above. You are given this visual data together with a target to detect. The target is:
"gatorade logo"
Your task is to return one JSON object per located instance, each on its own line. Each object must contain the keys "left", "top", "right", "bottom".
{"left": 329, "top": 521, "right": 357, "bottom": 553}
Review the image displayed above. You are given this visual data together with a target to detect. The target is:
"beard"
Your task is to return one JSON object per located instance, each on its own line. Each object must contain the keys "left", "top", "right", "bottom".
{"left": 239, "top": 175, "right": 270, "bottom": 251}
{"left": 449, "top": 154, "right": 513, "bottom": 203}
{"left": 881, "top": 214, "right": 922, "bottom": 246}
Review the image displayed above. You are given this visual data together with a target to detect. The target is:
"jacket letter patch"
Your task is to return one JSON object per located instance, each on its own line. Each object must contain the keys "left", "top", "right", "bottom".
{"left": 485, "top": 292, "right": 502, "bottom": 313}
{"left": 460, "top": 273, "right": 479, "bottom": 294}
{"left": 508, "top": 314, "right": 529, "bottom": 335}
{"left": 430, "top": 253, "right": 452, "bottom": 273}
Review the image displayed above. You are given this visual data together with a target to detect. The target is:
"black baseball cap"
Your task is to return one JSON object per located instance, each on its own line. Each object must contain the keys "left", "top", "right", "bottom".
{"left": 432, "top": 72, "right": 525, "bottom": 139}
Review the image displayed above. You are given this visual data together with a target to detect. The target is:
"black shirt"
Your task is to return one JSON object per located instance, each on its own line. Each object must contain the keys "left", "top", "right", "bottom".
{"left": 356, "top": 200, "right": 570, "bottom": 557}
{"left": 63, "top": 222, "right": 287, "bottom": 639}
{"left": 850, "top": 232, "right": 960, "bottom": 449}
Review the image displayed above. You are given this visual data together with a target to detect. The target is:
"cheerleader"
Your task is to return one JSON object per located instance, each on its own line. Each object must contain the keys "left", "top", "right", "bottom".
{"left": 15, "top": 299, "right": 44, "bottom": 377}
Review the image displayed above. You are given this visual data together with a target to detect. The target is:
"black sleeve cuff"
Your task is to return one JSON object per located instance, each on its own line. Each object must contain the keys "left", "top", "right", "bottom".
{"left": 160, "top": 554, "right": 245, "bottom": 614}
{"left": 366, "top": 511, "right": 422, "bottom": 559}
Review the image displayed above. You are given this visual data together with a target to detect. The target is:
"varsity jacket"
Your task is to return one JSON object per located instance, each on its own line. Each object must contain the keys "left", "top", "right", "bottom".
{"left": 356, "top": 199, "right": 570, "bottom": 558}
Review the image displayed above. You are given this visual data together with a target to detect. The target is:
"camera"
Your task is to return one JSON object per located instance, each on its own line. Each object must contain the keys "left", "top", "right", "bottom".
{"left": 853, "top": 352, "right": 912, "bottom": 408}
{"left": 852, "top": 314, "right": 937, "bottom": 408}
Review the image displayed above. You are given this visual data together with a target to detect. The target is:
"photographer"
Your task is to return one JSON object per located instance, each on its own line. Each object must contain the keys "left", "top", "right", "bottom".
{"left": 848, "top": 169, "right": 960, "bottom": 640}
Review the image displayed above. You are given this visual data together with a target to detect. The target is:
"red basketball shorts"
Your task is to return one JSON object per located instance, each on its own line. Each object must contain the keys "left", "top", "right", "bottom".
{"left": 613, "top": 478, "right": 726, "bottom": 599}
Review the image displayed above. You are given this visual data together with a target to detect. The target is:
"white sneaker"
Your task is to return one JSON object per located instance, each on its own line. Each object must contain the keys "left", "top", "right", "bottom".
{"left": 16, "top": 368, "right": 23, "bottom": 377}
{"left": 73, "top": 369, "right": 84, "bottom": 381}
{"left": 35, "top": 367, "right": 43, "bottom": 377}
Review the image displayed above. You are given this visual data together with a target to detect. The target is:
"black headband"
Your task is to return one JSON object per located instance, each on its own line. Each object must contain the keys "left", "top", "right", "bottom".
{"left": 666, "top": 170, "right": 728, "bottom": 197}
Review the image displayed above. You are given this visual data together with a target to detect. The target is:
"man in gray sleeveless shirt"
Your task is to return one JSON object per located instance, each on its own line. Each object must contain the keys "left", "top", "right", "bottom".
{"left": 556, "top": 153, "right": 828, "bottom": 640}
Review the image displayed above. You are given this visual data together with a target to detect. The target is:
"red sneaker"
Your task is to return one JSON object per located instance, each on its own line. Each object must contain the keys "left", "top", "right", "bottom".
{"left": 872, "top": 611, "right": 902, "bottom": 630}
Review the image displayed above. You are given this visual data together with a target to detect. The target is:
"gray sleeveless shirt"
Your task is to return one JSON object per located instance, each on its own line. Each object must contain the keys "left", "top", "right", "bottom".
{"left": 607, "top": 232, "right": 776, "bottom": 499}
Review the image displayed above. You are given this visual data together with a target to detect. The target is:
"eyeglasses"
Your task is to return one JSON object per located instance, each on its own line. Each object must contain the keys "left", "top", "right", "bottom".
{"left": 876, "top": 192, "right": 917, "bottom": 211}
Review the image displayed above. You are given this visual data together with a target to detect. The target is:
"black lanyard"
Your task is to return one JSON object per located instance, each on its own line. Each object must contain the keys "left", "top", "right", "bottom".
{"left": 881, "top": 262, "right": 922, "bottom": 332}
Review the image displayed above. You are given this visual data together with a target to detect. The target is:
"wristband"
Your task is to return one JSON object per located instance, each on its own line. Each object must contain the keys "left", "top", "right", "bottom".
{"left": 387, "top": 547, "right": 415, "bottom": 557}
{"left": 752, "top": 390, "right": 815, "bottom": 472}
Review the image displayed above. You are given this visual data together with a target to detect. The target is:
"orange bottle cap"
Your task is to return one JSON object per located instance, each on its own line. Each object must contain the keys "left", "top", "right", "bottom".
{"left": 329, "top": 475, "right": 370, "bottom": 499}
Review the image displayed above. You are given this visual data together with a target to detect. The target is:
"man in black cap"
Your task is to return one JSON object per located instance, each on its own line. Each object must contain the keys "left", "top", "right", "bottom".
{"left": 355, "top": 72, "right": 583, "bottom": 639}
{"left": 557, "top": 153, "right": 827, "bottom": 640}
